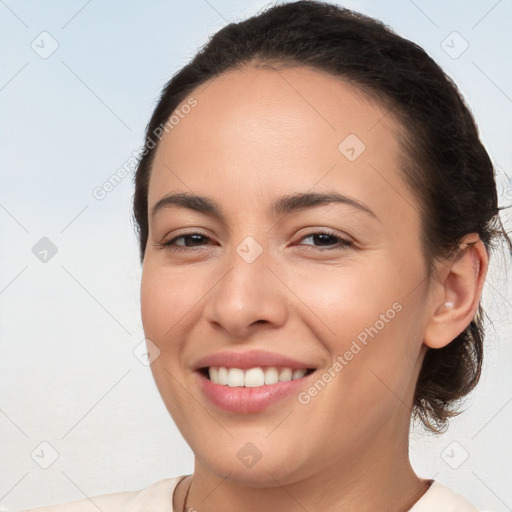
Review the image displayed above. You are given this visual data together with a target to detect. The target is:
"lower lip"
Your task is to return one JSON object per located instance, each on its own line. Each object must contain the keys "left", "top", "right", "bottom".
{"left": 195, "top": 370, "right": 314, "bottom": 414}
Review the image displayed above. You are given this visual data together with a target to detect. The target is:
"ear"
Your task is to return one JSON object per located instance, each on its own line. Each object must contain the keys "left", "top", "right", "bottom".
{"left": 423, "top": 233, "right": 489, "bottom": 349}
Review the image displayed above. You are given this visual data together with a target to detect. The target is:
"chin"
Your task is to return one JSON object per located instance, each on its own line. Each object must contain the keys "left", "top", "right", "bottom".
{"left": 194, "top": 437, "right": 316, "bottom": 488}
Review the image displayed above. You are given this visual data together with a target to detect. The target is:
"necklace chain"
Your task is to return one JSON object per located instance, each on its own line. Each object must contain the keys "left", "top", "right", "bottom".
{"left": 181, "top": 476, "right": 192, "bottom": 512}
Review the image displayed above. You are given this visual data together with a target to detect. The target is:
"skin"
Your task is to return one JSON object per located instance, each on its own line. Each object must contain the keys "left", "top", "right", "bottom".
{"left": 140, "top": 65, "right": 488, "bottom": 512}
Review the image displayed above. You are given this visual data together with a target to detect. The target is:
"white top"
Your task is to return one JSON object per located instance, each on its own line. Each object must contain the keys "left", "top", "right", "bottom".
{"left": 16, "top": 476, "right": 480, "bottom": 512}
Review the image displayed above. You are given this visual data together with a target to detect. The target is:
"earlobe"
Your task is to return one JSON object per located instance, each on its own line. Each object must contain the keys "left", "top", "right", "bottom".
{"left": 423, "top": 234, "right": 489, "bottom": 350}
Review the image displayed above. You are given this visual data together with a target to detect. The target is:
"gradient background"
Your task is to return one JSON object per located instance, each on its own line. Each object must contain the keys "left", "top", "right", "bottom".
{"left": 1, "top": 0, "right": 511, "bottom": 510}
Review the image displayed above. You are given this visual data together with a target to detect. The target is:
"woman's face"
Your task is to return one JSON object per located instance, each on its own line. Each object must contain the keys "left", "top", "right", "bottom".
{"left": 141, "top": 66, "right": 433, "bottom": 485}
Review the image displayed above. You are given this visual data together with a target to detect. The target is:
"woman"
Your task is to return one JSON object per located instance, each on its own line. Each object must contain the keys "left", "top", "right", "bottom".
{"left": 20, "top": 0, "right": 510, "bottom": 510}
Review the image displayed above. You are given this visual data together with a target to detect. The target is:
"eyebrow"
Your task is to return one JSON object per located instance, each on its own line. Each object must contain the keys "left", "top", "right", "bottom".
{"left": 150, "top": 191, "right": 378, "bottom": 222}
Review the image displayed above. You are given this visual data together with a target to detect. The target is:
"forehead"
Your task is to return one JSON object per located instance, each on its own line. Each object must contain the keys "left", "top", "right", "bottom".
{"left": 148, "top": 65, "right": 414, "bottom": 226}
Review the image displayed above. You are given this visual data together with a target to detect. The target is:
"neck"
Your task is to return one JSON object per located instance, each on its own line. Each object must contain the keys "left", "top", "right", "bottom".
{"left": 178, "top": 419, "right": 426, "bottom": 512}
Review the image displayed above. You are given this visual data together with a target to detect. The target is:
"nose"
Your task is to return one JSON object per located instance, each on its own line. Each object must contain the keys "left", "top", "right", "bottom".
{"left": 204, "top": 239, "right": 288, "bottom": 338}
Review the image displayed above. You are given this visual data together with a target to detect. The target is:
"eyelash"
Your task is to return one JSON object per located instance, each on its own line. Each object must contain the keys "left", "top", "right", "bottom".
{"left": 157, "top": 229, "right": 354, "bottom": 253}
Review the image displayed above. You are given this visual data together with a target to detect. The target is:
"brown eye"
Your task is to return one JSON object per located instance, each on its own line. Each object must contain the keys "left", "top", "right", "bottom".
{"left": 297, "top": 230, "right": 354, "bottom": 250}
{"left": 159, "top": 232, "right": 213, "bottom": 252}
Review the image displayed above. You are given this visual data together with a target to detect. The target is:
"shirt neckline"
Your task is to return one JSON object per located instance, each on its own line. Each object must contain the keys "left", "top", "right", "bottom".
{"left": 171, "top": 476, "right": 440, "bottom": 512}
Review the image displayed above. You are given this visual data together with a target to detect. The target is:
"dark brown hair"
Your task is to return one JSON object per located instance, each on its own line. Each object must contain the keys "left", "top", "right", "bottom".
{"left": 132, "top": 0, "right": 510, "bottom": 433}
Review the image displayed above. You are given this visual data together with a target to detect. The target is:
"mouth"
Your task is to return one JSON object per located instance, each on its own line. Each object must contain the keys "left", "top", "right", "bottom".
{"left": 194, "top": 366, "right": 318, "bottom": 414}
{"left": 198, "top": 366, "right": 316, "bottom": 387}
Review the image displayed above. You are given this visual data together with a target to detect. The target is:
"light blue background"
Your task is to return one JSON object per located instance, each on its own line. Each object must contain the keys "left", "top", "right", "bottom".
{"left": 1, "top": 1, "right": 511, "bottom": 510}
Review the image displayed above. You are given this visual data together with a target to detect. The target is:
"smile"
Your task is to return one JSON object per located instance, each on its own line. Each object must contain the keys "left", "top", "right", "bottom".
{"left": 205, "top": 366, "right": 315, "bottom": 387}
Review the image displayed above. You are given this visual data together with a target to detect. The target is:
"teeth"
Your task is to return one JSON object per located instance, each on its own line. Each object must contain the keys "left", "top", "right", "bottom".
{"left": 279, "top": 368, "right": 292, "bottom": 382}
{"left": 209, "top": 366, "right": 219, "bottom": 383}
{"left": 218, "top": 367, "right": 228, "bottom": 385}
{"left": 245, "top": 367, "right": 265, "bottom": 387}
{"left": 292, "top": 369, "right": 307, "bottom": 380}
{"left": 207, "top": 366, "right": 310, "bottom": 387}
{"left": 227, "top": 368, "right": 245, "bottom": 387}
{"left": 264, "top": 367, "right": 279, "bottom": 385}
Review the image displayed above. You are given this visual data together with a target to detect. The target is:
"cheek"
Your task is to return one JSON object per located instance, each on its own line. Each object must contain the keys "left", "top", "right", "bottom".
{"left": 140, "top": 263, "right": 198, "bottom": 414}
{"left": 140, "top": 267, "right": 167, "bottom": 341}
{"left": 140, "top": 263, "right": 199, "bottom": 343}
{"left": 288, "top": 262, "right": 398, "bottom": 344}
{"left": 290, "top": 263, "right": 420, "bottom": 395}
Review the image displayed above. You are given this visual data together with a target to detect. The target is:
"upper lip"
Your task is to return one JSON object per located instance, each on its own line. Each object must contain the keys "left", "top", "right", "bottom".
{"left": 192, "top": 349, "right": 316, "bottom": 370}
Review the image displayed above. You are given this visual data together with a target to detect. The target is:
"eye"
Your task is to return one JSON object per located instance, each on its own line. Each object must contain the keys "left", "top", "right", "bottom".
{"left": 158, "top": 232, "right": 213, "bottom": 252}
{"left": 295, "top": 230, "right": 354, "bottom": 250}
